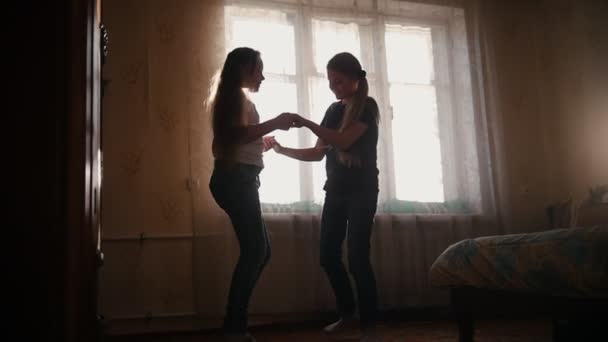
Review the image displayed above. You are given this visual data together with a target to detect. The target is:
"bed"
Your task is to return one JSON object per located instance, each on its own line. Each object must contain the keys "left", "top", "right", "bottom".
{"left": 430, "top": 224, "right": 608, "bottom": 341}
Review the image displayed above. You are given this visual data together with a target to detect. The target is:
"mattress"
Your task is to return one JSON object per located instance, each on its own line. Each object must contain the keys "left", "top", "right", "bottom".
{"left": 429, "top": 225, "right": 608, "bottom": 297}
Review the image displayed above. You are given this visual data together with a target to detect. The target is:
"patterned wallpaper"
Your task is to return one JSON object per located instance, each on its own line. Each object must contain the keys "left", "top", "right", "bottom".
{"left": 100, "top": 0, "right": 225, "bottom": 319}
{"left": 102, "top": 0, "right": 224, "bottom": 237}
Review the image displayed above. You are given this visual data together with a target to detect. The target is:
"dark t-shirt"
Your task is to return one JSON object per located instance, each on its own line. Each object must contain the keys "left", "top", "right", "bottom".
{"left": 320, "top": 97, "right": 379, "bottom": 194}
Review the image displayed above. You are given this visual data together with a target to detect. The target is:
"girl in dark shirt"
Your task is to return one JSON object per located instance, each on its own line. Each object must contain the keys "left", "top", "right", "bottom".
{"left": 272, "top": 52, "right": 382, "bottom": 342}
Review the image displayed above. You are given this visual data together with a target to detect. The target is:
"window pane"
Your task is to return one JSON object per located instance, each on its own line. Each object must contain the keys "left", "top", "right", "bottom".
{"left": 309, "top": 77, "right": 337, "bottom": 123}
{"left": 389, "top": 84, "right": 444, "bottom": 202}
{"left": 259, "top": 151, "right": 301, "bottom": 204}
{"left": 228, "top": 13, "right": 296, "bottom": 75}
{"left": 312, "top": 19, "right": 361, "bottom": 74}
{"left": 385, "top": 25, "right": 434, "bottom": 84}
{"left": 226, "top": 9, "right": 300, "bottom": 204}
{"left": 250, "top": 79, "right": 300, "bottom": 203}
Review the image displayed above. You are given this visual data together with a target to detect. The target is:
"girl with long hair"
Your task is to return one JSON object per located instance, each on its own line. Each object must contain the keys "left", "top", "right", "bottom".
{"left": 207, "top": 47, "right": 294, "bottom": 342}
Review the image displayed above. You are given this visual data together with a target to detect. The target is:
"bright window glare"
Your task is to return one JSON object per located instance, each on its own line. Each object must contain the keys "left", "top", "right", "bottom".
{"left": 385, "top": 25, "right": 434, "bottom": 84}
{"left": 390, "top": 86, "right": 444, "bottom": 202}
{"left": 230, "top": 17, "right": 296, "bottom": 75}
{"left": 386, "top": 25, "right": 444, "bottom": 202}
{"left": 250, "top": 80, "right": 300, "bottom": 203}
{"left": 226, "top": 9, "right": 448, "bottom": 205}
{"left": 312, "top": 19, "right": 361, "bottom": 74}
{"left": 227, "top": 11, "right": 300, "bottom": 204}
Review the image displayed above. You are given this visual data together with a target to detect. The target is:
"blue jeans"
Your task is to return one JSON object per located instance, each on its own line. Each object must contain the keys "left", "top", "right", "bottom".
{"left": 320, "top": 190, "right": 379, "bottom": 329}
{"left": 209, "top": 161, "right": 271, "bottom": 333}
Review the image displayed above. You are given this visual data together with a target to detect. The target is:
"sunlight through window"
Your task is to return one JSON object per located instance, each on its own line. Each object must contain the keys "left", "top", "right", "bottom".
{"left": 385, "top": 25, "right": 444, "bottom": 202}
{"left": 226, "top": 8, "right": 301, "bottom": 204}
{"left": 223, "top": 3, "right": 473, "bottom": 210}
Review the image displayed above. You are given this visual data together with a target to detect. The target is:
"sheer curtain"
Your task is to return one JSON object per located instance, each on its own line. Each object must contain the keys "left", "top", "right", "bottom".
{"left": 384, "top": 25, "right": 444, "bottom": 202}
{"left": 222, "top": 1, "right": 491, "bottom": 215}
{"left": 226, "top": 8, "right": 370, "bottom": 210}
{"left": 225, "top": 6, "right": 302, "bottom": 204}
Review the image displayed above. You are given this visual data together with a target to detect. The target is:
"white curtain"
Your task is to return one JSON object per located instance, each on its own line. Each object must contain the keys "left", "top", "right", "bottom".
{"left": 221, "top": 1, "right": 495, "bottom": 216}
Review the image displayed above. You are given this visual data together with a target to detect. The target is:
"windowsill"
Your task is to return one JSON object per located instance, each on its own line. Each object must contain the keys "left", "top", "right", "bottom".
{"left": 262, "top": 212, "right": 482, "bottom": 217}
{"left": 261, "top": 199, "right": 476, "bottom": 215}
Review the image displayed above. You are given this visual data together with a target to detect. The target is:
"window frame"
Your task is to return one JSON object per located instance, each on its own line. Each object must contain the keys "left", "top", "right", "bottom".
{"left": 225, "top": 0, "right": 463, "bottom": 209}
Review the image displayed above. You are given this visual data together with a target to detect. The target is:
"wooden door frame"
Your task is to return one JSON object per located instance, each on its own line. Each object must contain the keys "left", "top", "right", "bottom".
{"left": 14, "top": 0, "right": 101, "bottom": 340}
{"left": 64, "top": 0, "right": 103, "bottom": 341}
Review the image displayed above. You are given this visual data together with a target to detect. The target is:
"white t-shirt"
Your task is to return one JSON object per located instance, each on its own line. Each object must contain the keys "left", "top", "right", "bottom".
{"left": 233, "top": 100, "right": 264, "bottom": 168}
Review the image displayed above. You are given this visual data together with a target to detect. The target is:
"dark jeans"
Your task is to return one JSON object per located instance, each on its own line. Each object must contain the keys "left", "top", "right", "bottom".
{"left": 209, "top": 161, "right": 271, "bottom": 333}
{"left": 320, "top": 190, "right": 379, "bottom": 329}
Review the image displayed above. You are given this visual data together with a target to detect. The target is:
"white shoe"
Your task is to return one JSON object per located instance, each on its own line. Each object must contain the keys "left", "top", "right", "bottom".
{"left": 323, "top": 317, "right": 358, "bottom": 334}
{"left": 223, "top": 332, "right": 256, "bottom": 342}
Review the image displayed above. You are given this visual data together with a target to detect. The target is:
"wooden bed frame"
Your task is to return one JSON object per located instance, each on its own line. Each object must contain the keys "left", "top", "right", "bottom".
{"left": 451, "top": 286, "right": 608, "bottom": 342}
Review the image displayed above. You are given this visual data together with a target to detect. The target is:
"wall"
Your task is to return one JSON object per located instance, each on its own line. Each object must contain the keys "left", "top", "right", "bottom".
{"left": 537, "top": 0, "right": 608, "bottom": 203}
{"left": 99, "top": 0, "right": 224, "bottom": 333}
{"left": 482, "top": 0, "right": 607, "bottom": 232}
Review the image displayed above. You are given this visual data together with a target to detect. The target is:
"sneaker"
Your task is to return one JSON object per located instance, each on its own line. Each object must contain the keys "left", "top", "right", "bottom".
{"left": 323, "top": 317, "right": 358, "bottom": 334}
{"left": 223, "top": 332, "right": 256, "bottom": 342}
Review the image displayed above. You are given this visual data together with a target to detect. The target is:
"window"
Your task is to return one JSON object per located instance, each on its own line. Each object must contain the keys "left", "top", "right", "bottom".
{"left": 224, "top": 0, "right": 481, "bottom": 213}
{"left": 385, "top": 25, "right": 443, "bottom": 202}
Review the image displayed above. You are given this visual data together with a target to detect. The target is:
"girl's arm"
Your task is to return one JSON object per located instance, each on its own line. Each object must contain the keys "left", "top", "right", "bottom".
{"left": 273, "top": 138, "right": 328, "bottom": 162}
{"left": 237, "top": 113, "right": 293, "bottom": 144}
{"left": 294, "top": 115, "right": 367, "bottom": 150}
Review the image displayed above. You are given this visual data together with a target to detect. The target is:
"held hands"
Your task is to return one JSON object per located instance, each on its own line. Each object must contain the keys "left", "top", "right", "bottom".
{"left": 262, "top": 136, "right": 277, "bottom": 152}
{"left": 271, "top": 137, "right": 282, "bottom": 153}
{"left": 274, "top": 113, "right": 295, "bottom": 130}
{"left": 271, "top": 141, "right": 282, "bottom": 153}
{"left": 262, "top": 134, "right": 285, "bottom": 153}
{"left": 267, "top": 112, "right": 306, "bottom": 153}
{"left": 262, "top": 135, "right": 282, "bottom": 153}
{"left": 275, "top": 113, "right": 307, "bottom": 130}
{"left": 292, "top": 114, "right": 306, "bottom": 128}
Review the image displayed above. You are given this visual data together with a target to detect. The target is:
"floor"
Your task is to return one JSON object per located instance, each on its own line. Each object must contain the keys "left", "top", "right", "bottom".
{"left": 105, "top": 318, "right": 553, "bottom": 342}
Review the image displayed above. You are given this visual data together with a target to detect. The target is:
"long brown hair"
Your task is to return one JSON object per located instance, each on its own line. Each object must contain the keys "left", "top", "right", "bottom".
{"left": 206, "top": 47, "right": 260, "bottom": 160}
